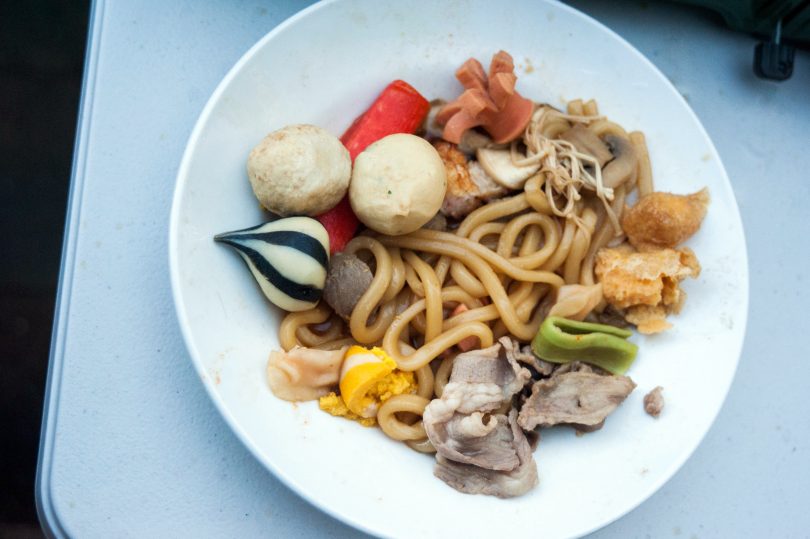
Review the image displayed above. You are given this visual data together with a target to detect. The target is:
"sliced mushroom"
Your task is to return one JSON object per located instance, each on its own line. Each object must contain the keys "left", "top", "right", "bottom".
{"left": 458, "top": 128, "right": 494, "bottom": 155}
{"left": 421, "top": 99, "right": 447, "bottom": 140}
{"left": 476, "top": 147, "right": 540, "bottom": 189}
{"left": 322, "top": 253, "right": 373, "bottom": 320}
{"left": 602, "top": 135, "right": 638, "bottom": 189}
{"left": 560, "top": 124, "right": 613, "bottom": 167}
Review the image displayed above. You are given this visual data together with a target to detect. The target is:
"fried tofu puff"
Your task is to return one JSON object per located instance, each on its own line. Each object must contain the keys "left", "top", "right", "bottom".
{"left": 621, "top": 188, "right": 709, "bottom": 250}
{"left": 595, "top": 246, "right": 700, "bottom": 334}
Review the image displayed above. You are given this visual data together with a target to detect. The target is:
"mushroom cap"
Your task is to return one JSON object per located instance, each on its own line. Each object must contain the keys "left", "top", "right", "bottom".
{"left": 476, "top": 147, "right": 539, "bottom": 189}
{"left": 247, "top": 124, "right": 351, "bottom": 216}
{"left": 322, "top": 253, "right": 373, "bottom": 320}
{"left": 602, "top": 134, "right": 638, "bottom": 190}
{"left": 349, "top": 134, "right": 447, "bottom": 236}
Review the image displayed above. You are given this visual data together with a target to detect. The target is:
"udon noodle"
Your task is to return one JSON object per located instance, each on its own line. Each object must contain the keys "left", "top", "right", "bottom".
{"left": 278, "top": 99, "right": 653, "bottom": 451}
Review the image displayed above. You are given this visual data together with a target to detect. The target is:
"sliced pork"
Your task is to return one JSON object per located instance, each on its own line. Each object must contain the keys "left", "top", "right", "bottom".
{"left": 449, "top": 337, "right": 530, "bottom": 396}
{"left": 427, "top": 412, "right": 520, "bottom": 471}
{"left": 501, "top": 338, "right": 555, "bottom": 377}
{"left": 643, "top": 386, "right": 664, "bottom": 417}
{"left": 433, "top": 410, "right": 538, "bottom": 498}
{"left": 424, "top": 338, "right": 536, "bottom": 497}
{"left": 434, "top": 141, "right": 508, "bottom": 220}
{"left": 518, "top": 366, "right": 635, "bottom": 431}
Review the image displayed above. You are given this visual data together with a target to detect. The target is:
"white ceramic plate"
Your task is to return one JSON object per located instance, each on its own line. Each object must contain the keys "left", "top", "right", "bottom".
{"left": 169, "top": 1, "right": 748, "bottom": 537}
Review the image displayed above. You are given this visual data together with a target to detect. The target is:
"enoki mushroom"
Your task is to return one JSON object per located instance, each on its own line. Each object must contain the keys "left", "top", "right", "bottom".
{"left": 512, "top": 107, "right": 622, "bottom": 235}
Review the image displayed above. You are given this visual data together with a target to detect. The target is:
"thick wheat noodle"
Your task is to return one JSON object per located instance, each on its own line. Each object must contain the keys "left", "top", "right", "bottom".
{"left": 377, "top": 395, "right": 430, "bottom": 441}
{"left": 406, "top": 250, "right": 445, "bottom": 344}
{"left": 315, "top": 337, "right": 357, "bottom": 351}
{"left": 403, "top": 230, "right": 565, "bottom": 286}
{"left": 581, "top": 185, "right": 627, "bottom": 284}
{"left": 524, "top": 176, "right": 553, "bottom": 214}
{"left": 630, "top": 131, "right": 653, "bottom": 197}
{"left": 469, "top": 222, "right": 506, "bottom": 244}
{"left": 345, "top": 237, "right": 397, "bottom": 344}
{"left": 495, "top": 223, "right": 535, "bottom": 257}
{"left": 564, "top": 206, "right": 598, "bottom": 284}
{"left": 442, "top": 282, "right": 535, "bottom": 332}
{"left": 279, "top": 303, "right": 331, "bottom": 351}
{"left": 437, "top": 285, "right": 483, "bottom": 310}
{"left": 456, "top": 193, "right": 533, "bottom": 237}
{"left": 497, "top": 213, "right": 560, "bottom": 268}
{"left": 296, "top": 315, "right": 344, "bottom": 348}
{"left": 542, "top": 214, "right": 578, "bottom": 272}
{"left": 404, "top": 261, "right": 426, "bottom": 297}
{"left": 383, "top": 247, "right": 406, "bottom": 302}
{"left": 415, "top": 285, "right": 483, "bottom": 337}
{"left": 583, "top": 99, "right": 599, "bottom": 116}
{"left": 434, "top": 256, "right": 451, "bottom": 285}
{"left": 405, "top": 438, "right": 436, "bottom": 453}
{"left": 587, "top": 119, "right": 629, "bottom": 139}
{"left": 510, "top": 224, "right": 543, "bottom": 257}
{"left": 410, "top": 309, "right": 428, "bottom": 336}
{"left": 567, "top": 99, "right": 584, "bottom": 116}
{"left": 434, "top": 355, "right": 454, "bottom": 398}
{"left": 414, "top": 363, "right": 435, "bottom": 399}
{"left": 449, "top": 261, "right": 488, "bottom": 298}
{"left": 394, "top": 288, "right": 413, "bottom": 343}
{"left": 450, "top": 193, "right": 549, "bottom": 291}
{"left": 516, "top": 283, "right": 550, "bottom": 322}
{"left": 380, "top": 234, "right": 562, "bottom": 340}
{"left": 540, "top": 115, "right": 572, "bottom": 138}
{"left": 385, "top": 306, "right": 493, "bottom": 371}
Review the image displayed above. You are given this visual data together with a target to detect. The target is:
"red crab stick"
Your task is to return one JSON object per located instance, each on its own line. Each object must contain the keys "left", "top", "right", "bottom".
{"left": 316, "top": 80, "right": 431, "bottom": 253}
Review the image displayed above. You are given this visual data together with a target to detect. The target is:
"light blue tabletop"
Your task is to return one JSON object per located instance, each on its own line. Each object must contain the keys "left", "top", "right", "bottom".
{"left": 37, "top": 1, "right": 810, "bottom": 537}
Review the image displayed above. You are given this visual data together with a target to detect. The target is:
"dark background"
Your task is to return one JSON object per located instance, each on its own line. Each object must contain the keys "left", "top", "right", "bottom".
{"left": 1, "top": 1, "right": 90, "bottom": 537}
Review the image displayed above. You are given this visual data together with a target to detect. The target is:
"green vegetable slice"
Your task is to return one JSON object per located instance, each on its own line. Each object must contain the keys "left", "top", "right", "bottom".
{"left": 531, "top": 316, "right": 638, "bottom": 375}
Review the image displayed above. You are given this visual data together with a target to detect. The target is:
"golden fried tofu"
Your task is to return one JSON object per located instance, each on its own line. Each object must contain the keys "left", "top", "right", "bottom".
{"left": 621, "top": 188, "right": 710, "bottom": 250}
{"left": 595, "top": 246, "right": 701, "bottom": 334}
{"left": 625, "top": 305, "right": 672, "bottom": 334}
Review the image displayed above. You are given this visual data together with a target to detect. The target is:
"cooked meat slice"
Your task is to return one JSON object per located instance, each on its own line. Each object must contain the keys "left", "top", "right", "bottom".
{"left": 424, "top": 340, "right": 537, "bottom": 497}
{"left": 450, "top": 337, "right": 530, "bottom": 398}
{"left": 434, "top": 141, "right": 509, "bottom": 220}
{"left": 433, "top": 410, "right": 538, "bottom": 498}
{"left": 552, "top": 361, "right": 593, "bottom": 375}
{"left": 518, "top": 370, "right": 636, "bottom": 431}
{"left": 643, "top": 386, "right": 664, "bottom": 418}
{"left": 429, "top": 382, "right": 506, "bottom": 418}
{"left": 426, "top": 412, "right": 520, "bottom": 471}
{"left": 424, "top": 339, "right": 531, "bottom": 422}
{"left": 500, "top": 337, "right": 554, "bottom": 376}
{"left": 560, "top": 124, "right": 613, "bottom": 167}
{"left": 468, "top": 160, "right": 508, "bottom": 201}
{"left": 435, "top": 140, "right": 483, "bottom": 219}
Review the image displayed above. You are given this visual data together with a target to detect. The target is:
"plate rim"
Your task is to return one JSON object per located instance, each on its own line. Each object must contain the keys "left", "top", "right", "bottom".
{"left": 168, "top": 0, "right": 750, "bottom": 536}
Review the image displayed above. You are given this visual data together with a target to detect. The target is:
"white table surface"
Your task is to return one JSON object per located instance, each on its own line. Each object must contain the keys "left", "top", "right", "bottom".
{"left": 36, "top": 0, "right": 810, "bottom": 537}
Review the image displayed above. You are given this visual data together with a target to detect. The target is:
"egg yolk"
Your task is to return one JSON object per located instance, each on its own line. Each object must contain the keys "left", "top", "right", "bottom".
{"left": 318, "top": 345, "right": 417, "bottom": 425}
